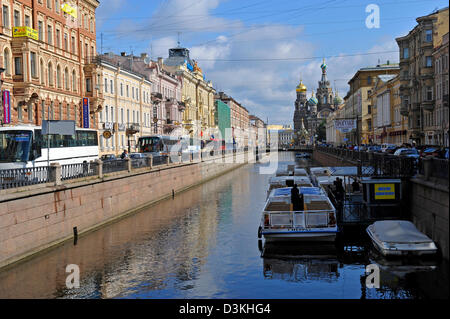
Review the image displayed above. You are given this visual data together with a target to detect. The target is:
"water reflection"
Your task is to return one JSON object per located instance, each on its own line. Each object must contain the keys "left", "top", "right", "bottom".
{"left": 0, "top": 152, "right": 447, "bottom": 299}
{"left": 261, "top": 242, "right": 340, "bottom": 283}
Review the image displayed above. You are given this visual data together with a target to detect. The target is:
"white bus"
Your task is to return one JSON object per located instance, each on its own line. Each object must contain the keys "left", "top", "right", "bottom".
{"left": 0, "top": 125, "right": 99, "bottom": 170}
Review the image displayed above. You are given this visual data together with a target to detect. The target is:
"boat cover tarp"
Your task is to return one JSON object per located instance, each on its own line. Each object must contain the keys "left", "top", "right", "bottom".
{"left": 371, "top": 221, "right": 433, "bottom": 244}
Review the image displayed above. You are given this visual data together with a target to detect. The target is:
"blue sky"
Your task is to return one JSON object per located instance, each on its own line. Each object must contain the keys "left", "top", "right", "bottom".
{"left": 96, "top": 0, "right": 449, "bottom": 125}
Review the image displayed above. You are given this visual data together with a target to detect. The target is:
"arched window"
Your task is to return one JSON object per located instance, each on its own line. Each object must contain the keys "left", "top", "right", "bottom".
{"left": 40, "top": 59, "right": 45, "bottom": 84}
{"left": 72, "top": 70, "right": 77, "bottom": 92}
{"left": 48, "top": 62, "right": 53, "bottom": 86}
{"left": 64, "top": 67, "right": 69, "bottom": 90}
{"left": 3, "top": 48, "right": 11, "bottom": 76}
{"left": 56, "top": 65, "right": 61, "bottom": 88}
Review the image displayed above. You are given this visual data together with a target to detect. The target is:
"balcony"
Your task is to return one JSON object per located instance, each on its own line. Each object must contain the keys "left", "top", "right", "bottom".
{"left": 422, "top": 100, "right": 435, "bottom": 112}
{"left": 126, "top": 123, "right": 140, "bottom": 135}
{"left": 151, "top": 92, "right": 163, "bottom": 103}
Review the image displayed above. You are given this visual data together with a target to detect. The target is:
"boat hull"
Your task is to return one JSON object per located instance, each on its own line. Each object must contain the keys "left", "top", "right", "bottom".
{"left": 366, "top": 227, "right": 437, "bottom": 257}
{"left": 262, "top": 230, "right": 337, "bottom": 242}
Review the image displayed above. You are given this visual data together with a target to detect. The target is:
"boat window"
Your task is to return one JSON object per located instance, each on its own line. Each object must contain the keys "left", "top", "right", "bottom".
{"left": 0, "top": 130, "right": 32, "bottom": 162}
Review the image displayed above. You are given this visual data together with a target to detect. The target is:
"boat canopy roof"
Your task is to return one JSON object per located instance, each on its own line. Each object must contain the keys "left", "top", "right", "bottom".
{"left": 369, "top": 220, "right": 434, "bottom": 244}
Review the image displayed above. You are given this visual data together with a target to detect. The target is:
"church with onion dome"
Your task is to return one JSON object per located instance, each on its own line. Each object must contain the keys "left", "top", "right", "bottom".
{"left": 293, "top": 59, "right": 342, "bottom": 145}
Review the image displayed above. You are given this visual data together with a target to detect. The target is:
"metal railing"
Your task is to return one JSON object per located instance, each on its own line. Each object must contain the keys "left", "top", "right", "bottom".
{"left": 418, "top": 157, "right": 449, "bottom": 180}
{"left": 61, "top": 163, "right": 98, "bottom": 181}
{"left": 0, "top": 167, "right": 49, "bottom": 189}
{"left": 315, "top": 146, "right": 418, "bottom": 177}
{"left": 1, "top": 150, "right": 252, "bottom": 190}
{"left": 102, "top": 159, "right": 128, "bottom": 174}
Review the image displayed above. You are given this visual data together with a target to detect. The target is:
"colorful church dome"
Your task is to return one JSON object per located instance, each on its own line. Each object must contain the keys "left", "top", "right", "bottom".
{"left": 296, "top": 79, "right": 307, "bottom": 92}
{"left": 333, "top": 90, "right": 343, "bottom": 105}
{"left": 320, "top": 58, "right": 327, "bottom": 72}
{"left": 308, "top": 91, "right": 318, "bottom": 105}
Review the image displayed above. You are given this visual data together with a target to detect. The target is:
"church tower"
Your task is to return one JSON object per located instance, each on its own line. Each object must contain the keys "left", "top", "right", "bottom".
{"left": 294, "top": 78, "right": 308, "bottom": 133}
{"left": 316, "top": 59, "right": 334, "bottom": 113}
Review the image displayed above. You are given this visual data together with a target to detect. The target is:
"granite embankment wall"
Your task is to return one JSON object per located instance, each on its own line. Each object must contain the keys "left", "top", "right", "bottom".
{"left": 410, "top": 178, "right": 449, "bottom": 260}
{"left": 0, "top": 152, "right": 253, "bottom": 269}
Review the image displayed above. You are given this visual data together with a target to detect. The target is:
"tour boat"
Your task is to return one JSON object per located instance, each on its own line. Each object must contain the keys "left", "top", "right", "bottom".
{"left": 267, "top": 176, "right": 313, "bottom": 198}
{"left": 258, "top": 187, "right": 338, "bottom": 242}
{"left": 366, "top": 220, "right": 438, "bottom": 257}
{"left": 294, "top": 168, "right": 308, "bottom": 176}
{"left": 295, "top": 152, "right": 311, "bottom": 159}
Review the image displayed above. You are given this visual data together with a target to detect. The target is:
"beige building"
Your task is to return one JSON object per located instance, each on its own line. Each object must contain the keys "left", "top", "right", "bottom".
{"left": 396, "top": 7, "right": 449, "bottom": 145}
{"left": 369, "top": 75, "right": 409, "bottom": 145}
{"left": 162, "top": 46, "right": 216, "bottom": 140}
{"left": 344, "top": 63, "right": 400, "bottom": 145}
{"left": 0, "top": 0, "right": 100, "bottom": 128}
{"left": 433, "top": 32, "right": 449, "bottom": 146}
{"left": 96, "top": 55, "right": 152, "bottom": 156}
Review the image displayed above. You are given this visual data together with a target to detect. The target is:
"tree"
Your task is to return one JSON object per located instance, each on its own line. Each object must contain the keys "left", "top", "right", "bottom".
{"left": 317, "top": 120, "right": 327, "bottom": 142}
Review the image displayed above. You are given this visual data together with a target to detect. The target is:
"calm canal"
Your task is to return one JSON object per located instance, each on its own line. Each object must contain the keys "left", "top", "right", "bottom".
{"left": 0, "top": 152, "right": 448, "bottom": 299}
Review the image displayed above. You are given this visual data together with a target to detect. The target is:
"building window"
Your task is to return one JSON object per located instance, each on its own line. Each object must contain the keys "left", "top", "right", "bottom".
{"left": 425, "top": 29, "right": 432, "bottom": 42}
{"left": 67, "top": 104, "right": 70, "bottom": 120}
{"left": 59, "top": 103, "right": 62, "bottom": 120}
{"left": 72, "top": 70, "right": 77, "bottom": 92}
{"left": 55, "top": 0, "right": 60, "bottom": 13}
{"left": 38, "top": 21, "right": 43, "bottom": 41}
{"left": 18, "top": 103, "right": 22, "bottom": 121}
{"left": 120, "top": 83, "right": 123, "bottom": 96}
{"left": 126, "top": 85, "right": 129, "bottom": 97}
{"left": 3, "top": 48, "right": 11, "bottom": 76}
{"left": 48, "top": 63, "right": 53, "bottom": 85}
{"left": 14, "top": 57, "right": 22, "bottom": 75}
{"left": 13, "top": 10, "right": 20, "bottom": 27}
{"left": 40, "top": 59, "right": 44, "bottom": 84}
{"left": 47, "top": 0, "right": 52, "bottom": 10}
{"left": 41, "top": 100, "right": 45, "bottom": 121}
{"left": 47, "top": 25, "right": 53, "bottom": 45}
{"left": 30, "top": 52, "right": 37, "bottom": 78}
{"left": 426, "top": 86, "right": 433, "bottom": 101}
{"left": 64, "top": 68, "right": 69, "bottom": 90}
{"left": 25, "top": 15, "right": 30, "bottom": 27}
{"left": 86, "top": 78, "right": 92, "bottom": 92}
{"left": 28, "top": 104, "right": 33, "bottom": 122}
{"left": 64, "top": 33, "right": 68, "bottom": 51}
{"left": 110, "top": 80, "right": 114, "bottom": 94}
{"left": 426, "top": 56, "right": 432, "bottom": 67}
{"left": 56, "top": 29, "right": 61, "bottom": 48}
{"left": 2, "top": 6, "right": 9, "bottom": 28}
{"left": 71, "top": 36, "right": 75, "bottom": 53}
{"left": 56, "top": 65, "right": 61, "bottom": 88}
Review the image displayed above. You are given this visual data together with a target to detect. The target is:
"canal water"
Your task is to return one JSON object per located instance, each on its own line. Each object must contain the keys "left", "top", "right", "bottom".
{"left": 0, "top": 152, "right": 448, "bottom": 299}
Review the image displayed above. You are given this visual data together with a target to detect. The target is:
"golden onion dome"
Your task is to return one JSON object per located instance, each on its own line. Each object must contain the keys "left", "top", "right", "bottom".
{"left": 296, "top": 79, "right": 307, "bottom": 92}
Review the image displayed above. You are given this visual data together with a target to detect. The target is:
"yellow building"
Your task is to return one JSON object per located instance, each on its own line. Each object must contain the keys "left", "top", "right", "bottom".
{"left": 162, "top": 47, "right": 216, "bottom": 139}
{"left": 369, "top": 75, "right": 408, "bottom": 145}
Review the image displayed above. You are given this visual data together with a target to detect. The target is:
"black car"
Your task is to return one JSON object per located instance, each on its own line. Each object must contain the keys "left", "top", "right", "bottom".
{"left": 100, "top": 154, "right": 117, "bottom": 161}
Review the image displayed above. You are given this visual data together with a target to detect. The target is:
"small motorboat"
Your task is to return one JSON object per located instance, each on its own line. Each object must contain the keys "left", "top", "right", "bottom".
{"left": 366, "top": 220, "right": 438, "bottom": 257}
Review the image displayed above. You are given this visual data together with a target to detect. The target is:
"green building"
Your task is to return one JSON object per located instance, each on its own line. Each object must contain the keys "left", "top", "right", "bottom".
{"left": 215, "top": 100, "right": 231, "bottom": 142}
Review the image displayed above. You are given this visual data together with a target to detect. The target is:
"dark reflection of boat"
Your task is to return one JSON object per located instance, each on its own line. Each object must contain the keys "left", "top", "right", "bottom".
{"left": 368, "top": 247, "right": 438, "bottom": 278}
{"left": 260, "top": 241, "right": 340, "bottom": 282}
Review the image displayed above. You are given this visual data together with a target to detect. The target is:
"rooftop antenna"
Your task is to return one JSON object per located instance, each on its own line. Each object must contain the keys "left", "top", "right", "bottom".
{"left": 177, "top": 32, "right": 181, "bottom": 47}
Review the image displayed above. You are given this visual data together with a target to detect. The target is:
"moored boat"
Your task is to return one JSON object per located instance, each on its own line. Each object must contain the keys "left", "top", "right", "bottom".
{"left": 366, "top": 220, "right": 438, "bottom": 257}
{"left": 258, "top": 187, "right": 338, "bottom": 242}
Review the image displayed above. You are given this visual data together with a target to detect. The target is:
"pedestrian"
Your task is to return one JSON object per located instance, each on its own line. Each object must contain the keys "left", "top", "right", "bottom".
{"left": 336, "top": 177, "right": 345, "bottom": 200}
{"left": 291, "top": 184, "right": 302, "bottom": 211}
{"left": 121, "top": 149, "right": 129, "bottom": 159}
{"left": 352, "top": 179, "right": 360, "bottom": 192}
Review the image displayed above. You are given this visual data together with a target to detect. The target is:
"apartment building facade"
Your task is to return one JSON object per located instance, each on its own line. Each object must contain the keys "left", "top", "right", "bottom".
{"left": 396, "top": 7, "right": 449, "bottom": 145}
{"left": 0, "top": 0, "right": 100, "bottom": 128}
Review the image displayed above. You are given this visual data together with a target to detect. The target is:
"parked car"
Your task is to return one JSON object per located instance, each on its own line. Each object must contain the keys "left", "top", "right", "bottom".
{"left": 384, "top": 146, "right": 398, "bottom": 154}
{"left": 367, "top": 145, "right": 381, "bottom": 152}
{"left": 394, "top": 148, "right": 420, "bottom": 159}
{"left": 100, "top": 154, "right": 117, "bottom": 161}
{"left": 381, "top": 144, "right": 397, "bottom": 153}
{"left": 129, "top": 153, "right": 148, "bottom": 159}
{"left": 420, "top": 147, "right": 441, "bottom": 157}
